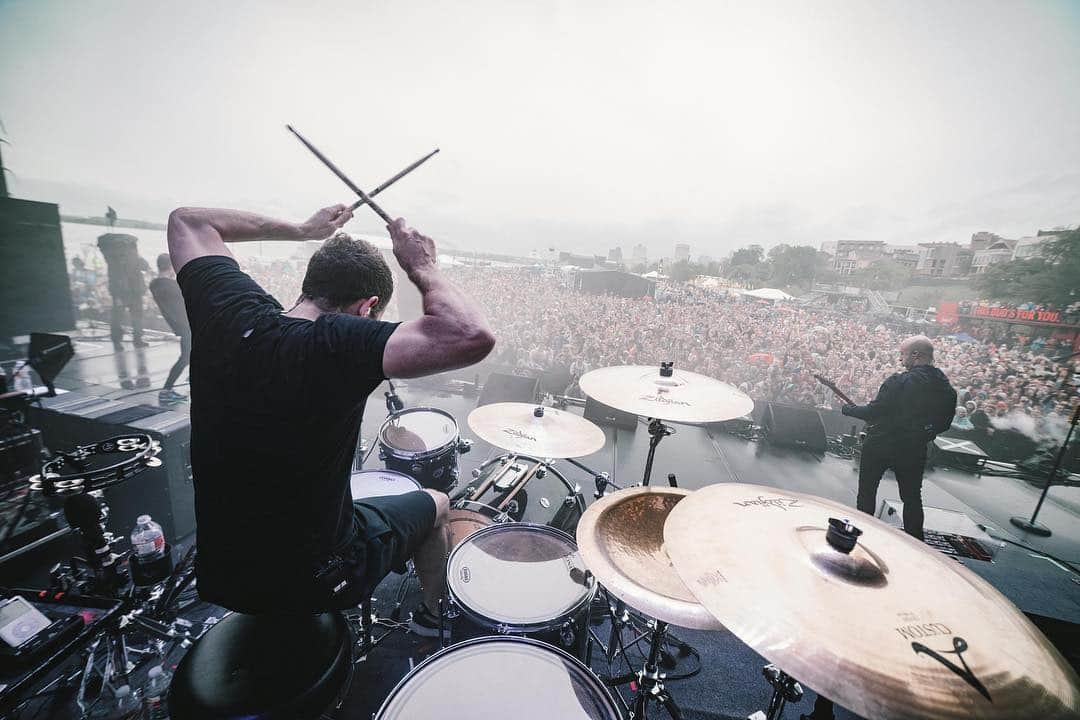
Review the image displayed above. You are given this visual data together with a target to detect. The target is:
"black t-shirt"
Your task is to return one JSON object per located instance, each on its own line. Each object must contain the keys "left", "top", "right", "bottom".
{"left": 177, "top": 255, "right": 398, "bottom": 611}
{"left": 148, "top": 277, "right": 190, "bottom": 336}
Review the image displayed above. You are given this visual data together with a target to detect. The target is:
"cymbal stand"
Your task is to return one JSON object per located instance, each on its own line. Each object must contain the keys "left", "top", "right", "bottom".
{"left": 641, "top": 418, "right": 674, "bottom": 487}
{"left": 620, "top": 618, "right": 682, "bottom": 719}
{"left": 760, "top": 664, "right": 803, "bottom": 720}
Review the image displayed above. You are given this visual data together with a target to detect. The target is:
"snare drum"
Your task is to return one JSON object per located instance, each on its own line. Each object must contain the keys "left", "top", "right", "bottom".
{"left": 350, "top": 469, "right": 421, "bottom": 500}
{"left": 446, "top": 523, "right": 596, "bottom": 660}
{"left": 378, "top": 408, "right": 466, "bottom": 492}
{"left": 373, "top": 636, "right": 621, "bottom": 720}
{"left": 453, "top": 453, "right": 586, "bottom": 534}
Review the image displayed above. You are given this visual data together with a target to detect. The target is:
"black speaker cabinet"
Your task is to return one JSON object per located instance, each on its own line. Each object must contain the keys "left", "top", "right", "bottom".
{"left": 30, "top": 393, "right": 194, "bottom": 544}
{"left": 477, "top": 372, "right": 540, "bottom": 407}
{"left": 584, "top": 395, "right": 638, "bottom": 431}
{"left": 0, "top": 197, "right": 75, "bottom": 338}
{"left": 763, "top": 402, "right": 827, "bottom": 454}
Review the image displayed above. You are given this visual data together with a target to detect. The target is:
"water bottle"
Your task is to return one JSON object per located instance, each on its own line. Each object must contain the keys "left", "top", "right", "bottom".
{"left": 111, "top": 684, "right": 142, "bottom": 719}
{"left": 130, "top": 515, "right": 166, "bottom": 561}
{"left": 12, "top": 361, "right": 34, "bottom": 394}
{"left": 143, "top": 664, "right": 172, "bottom": 719}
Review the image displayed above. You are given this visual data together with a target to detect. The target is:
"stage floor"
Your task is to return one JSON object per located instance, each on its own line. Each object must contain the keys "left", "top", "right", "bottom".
{"left": 24, "top": 331, "right": 1080, "bottom": 719}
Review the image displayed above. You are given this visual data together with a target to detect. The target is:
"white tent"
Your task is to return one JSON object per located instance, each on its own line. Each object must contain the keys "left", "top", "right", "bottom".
{"left": 642, "top": 270, "right": 667, "bottom": 279}
{"left": 740, "top": 287, "right": 794, "bottom": 301}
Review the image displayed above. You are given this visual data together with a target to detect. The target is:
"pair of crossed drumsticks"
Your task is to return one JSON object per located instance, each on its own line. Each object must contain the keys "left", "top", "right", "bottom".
{"left": 286, "top": 124, "right": 438, "bottom": 224}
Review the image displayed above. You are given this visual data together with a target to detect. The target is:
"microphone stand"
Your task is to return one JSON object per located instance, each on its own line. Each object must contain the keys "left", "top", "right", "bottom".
{"left": 1010, "top": 403, "right": 1080, "bottom": 537}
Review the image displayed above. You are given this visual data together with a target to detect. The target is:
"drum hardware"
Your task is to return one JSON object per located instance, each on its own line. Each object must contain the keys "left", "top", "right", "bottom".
{"left": 757, "top": 664, "right": 803, "bottom": 720}
{"left": 454, "top": 454, "right": 587, "bottom": 530}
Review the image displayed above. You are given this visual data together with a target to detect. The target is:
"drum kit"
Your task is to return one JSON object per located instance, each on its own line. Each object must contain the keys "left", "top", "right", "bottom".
{"left": 360, "top": 364, "right": 1080, "bottom": 720}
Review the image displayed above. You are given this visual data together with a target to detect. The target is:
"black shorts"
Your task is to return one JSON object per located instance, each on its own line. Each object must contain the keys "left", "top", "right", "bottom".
{"left": 352, "top": 491, "right": 437, "bottom": 593}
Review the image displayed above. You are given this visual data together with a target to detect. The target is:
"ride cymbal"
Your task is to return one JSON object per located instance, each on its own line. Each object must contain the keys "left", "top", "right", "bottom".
{"left": 578, "top": 365, "right": 753, "bottom": 424}
{"left": 575, "top": 486, "right": 722, "bottom": 630}
{"left": 467, "top": 403, "right": 605, "bottom": 458}
{"left": 663, "top": 483, "right": 1080, "bottom": 720}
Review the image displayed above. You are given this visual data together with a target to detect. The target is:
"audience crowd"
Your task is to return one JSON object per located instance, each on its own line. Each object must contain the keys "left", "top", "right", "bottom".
{"left": 69, "top": 253, "right": 1079, "bottom": 433}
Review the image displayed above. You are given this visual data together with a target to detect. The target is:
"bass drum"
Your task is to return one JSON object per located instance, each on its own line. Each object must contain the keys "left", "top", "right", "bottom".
{"left": 446, "top": 523, "right": 596, "bottom": 661}
{"left": 373, "top": 637, "right": 621, "bottom": 720}
{"left": 452, "top": 454, "right": 585, "bottom": 536}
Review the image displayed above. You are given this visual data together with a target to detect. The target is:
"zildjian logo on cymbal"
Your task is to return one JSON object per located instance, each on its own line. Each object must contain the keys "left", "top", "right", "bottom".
{"left": 502, "top": 428, "right": 537, "bottom": 442}
{"left": 911, "top": 636, "right": 991, "bottom": 702}
{"left": 732, "top": 496, "right": 801, "bottom": 510}
{"left": 638, "top": 394, "right": 691, "bottom": 406}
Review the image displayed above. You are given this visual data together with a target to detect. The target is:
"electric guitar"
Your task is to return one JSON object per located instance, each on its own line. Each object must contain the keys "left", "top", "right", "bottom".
{"left": 812, "top": 373, "right": 854, "bottom": 406}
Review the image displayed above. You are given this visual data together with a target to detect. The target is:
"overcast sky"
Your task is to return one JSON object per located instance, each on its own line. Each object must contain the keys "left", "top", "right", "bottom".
{"left": 1, "top": 0, "right": 1078, "bottom": 258}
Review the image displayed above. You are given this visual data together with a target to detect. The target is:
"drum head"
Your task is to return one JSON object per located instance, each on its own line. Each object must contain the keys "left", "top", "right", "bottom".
{"left": 374, "top": 637, "right": 620, "bottom": 720}
{"left": 448, "top": 524, "right": 592, "bottom": 630}
{"left": 379, "top": 408, "right": 458, "bottom": 459}
{"left": 350, "top": 470, "right": 421, "bottom": 500}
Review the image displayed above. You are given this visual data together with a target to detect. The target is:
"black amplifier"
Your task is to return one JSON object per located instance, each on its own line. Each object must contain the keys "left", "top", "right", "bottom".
{"left": 29, "top": 392, "right": 194, "bottom": 546}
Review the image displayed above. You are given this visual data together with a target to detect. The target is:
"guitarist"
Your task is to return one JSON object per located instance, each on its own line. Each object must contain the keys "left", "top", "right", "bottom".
{"left": 840, "top": 335, "right": 956, "bottom": 541}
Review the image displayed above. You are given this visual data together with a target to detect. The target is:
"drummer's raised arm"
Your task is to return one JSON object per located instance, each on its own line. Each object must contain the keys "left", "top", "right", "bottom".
{"left": 382, "top": 219, "right": 495, "bottom": 378}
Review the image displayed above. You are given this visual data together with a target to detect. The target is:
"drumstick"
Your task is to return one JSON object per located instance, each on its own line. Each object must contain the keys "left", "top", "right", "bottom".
{"left": 495, "top": 461, "right": 546, "bottom": 512}
{"left": 349, "top": 148, "right": 440, "bottom": 211}
{"left": 285, "top": 124, "right": 394, "bottom": 224}
{"left": 467, "top": 455, "right": 519, "bottom": 502}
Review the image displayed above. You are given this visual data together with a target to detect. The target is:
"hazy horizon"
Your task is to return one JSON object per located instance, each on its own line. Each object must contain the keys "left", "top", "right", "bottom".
{"left": 2, "top": 0, "right": 1078, "bottom": 260}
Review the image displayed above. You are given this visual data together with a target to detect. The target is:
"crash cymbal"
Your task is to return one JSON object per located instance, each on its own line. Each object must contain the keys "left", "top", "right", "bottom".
{"left": 467, "top": 403, "right": 605, "bottom": 458}
{"left": 578, "top": 365, "right": 753, "bottom": 424}
{"left": 663, "top": 483, "right": 1080, "bottom": 720}
{"left": 575, "top": 486, "right": 722, "bottom": 630}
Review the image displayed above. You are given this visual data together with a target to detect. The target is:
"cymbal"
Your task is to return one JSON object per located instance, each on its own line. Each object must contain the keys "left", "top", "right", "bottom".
{"left": 578, "top": 365, "right": 753, "bottom": 424}
{"left": 575, "top": 486, "right": 722, "bottom": 630}
{"left": 467, "top": 403, "right": 605, "bottom": 458}
{"left": 663, "top": 483, "right": 1080, "bottom": 720}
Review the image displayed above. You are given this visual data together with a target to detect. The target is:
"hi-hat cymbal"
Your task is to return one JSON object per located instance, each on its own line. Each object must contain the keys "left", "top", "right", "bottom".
{"left": 467, "top": 403, "right": 606, "bottom": 458}
{"left": 578, "top": 365, "right": 753, "bottom": 424}
{"left": 663, "top": 483, "right": 1080, "bottom": 720}
{"left": 575, "top": 486, "right": 722, "bottom": 630}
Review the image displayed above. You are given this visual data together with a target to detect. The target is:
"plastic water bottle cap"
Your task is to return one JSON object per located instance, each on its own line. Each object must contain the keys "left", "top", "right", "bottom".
{"left": 137, "top": 514, "right": 152, "bottom": 525}
{"left": 148, "top": 665, "right": 162, "bottom": 678}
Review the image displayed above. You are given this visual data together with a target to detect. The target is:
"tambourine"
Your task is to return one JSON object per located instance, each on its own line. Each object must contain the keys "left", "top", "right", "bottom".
{"left": 29, "top": 433, "right": 162, "bottom": 495}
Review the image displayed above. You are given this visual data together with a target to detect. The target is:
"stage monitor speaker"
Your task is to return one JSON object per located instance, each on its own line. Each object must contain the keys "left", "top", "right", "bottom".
{"left": 477, "top": 372, "right": 540, "bottom": 407}
{"left": 584, "top": 395, "right": 637, "bottom": 431}
{"left": 763, "top": 402, "right": 827, "bottom": 454}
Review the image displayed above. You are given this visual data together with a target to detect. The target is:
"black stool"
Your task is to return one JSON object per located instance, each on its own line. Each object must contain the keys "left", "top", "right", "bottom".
{"left": 170, "top": 612, "right": 353, "bottom": 720}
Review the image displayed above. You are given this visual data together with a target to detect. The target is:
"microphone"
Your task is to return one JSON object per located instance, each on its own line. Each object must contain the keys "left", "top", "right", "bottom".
{"left": 63, "top": 494, "right": 116, "bottom": 572}
{"left": 385, "top": 380, "right": 404, "bottom": 414}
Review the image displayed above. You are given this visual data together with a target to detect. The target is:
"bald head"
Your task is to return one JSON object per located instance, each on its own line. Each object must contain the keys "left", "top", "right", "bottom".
{"left": 900, "top": 335, "right": 934, "bottom": 370}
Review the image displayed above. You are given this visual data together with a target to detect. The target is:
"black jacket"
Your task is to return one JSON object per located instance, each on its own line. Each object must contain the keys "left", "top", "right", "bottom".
{"left": 842, "top": 365, "right": 956, "bottom": 445}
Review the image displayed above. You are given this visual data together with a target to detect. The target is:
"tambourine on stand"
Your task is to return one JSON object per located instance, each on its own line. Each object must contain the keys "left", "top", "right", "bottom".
{"left": 23, "top": 433, "right": 209, "bottom": 709}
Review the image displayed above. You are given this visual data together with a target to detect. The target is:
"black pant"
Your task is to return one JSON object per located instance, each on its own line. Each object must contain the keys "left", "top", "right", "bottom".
{"left": 110, "top": 296, "right": 144, "bottom": 344}
{"left": 857, "top": 438, "right": 927, "bottom": 541}
{"left": 164, "top": 333, "right": 191, "bottom": 390}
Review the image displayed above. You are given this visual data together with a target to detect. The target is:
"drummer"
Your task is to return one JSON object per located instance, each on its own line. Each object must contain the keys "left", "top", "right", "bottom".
{"left": 167, "top": 205, "right": 494, "bottom": 635}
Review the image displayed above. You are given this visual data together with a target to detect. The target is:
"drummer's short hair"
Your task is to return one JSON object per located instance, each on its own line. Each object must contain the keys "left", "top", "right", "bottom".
{"left": 302, "top": 233, "right": 394, "bottom": 315}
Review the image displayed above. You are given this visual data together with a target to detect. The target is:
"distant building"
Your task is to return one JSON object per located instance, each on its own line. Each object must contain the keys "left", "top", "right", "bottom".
{"left": 971, "top": 237, "right": 1017, "bottom": 274}
{"left": 696, "top": 254, "right": 713, "bottom": 266}
{"left": 917, "top": 242, "right": 972, "bottom": 278}
{"left": 883, "top": 244, "right": 920, "bottom": 269}
{"left": 674, "top": 243, "right": 690, "bottom": 262}
{"left": 970, "top": 231, "right": 1006, "bottom": 255}
{"left": 608, "top": 246, "right": 623, "bottom": 263}
{"left": 833, "top": 240, "right": 885, "bottom": 275}
{"left": 1012, "top": 232, "right": 1059, "bottom": 260}
{"left": 632, "top": 244, "right": 648, "bottom": 263}
{"left": 819, "top": 241, "right": 838, "bottom": 257}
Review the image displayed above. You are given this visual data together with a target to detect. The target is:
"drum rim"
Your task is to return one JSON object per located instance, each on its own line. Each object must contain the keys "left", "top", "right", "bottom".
{"left": 349, "top": 468, "right": 422, "bottom": 498}
{"left": 461, "top": 453, "right": 585, "bottom": 512}
{"left": 378, "top": 407, "right": 460, "bottom": 460}
{"left": 372, "top": 635, "right": 621, "bottom": 720}
{"left": 446, "top": 522, "right": 596, "bottom": 632}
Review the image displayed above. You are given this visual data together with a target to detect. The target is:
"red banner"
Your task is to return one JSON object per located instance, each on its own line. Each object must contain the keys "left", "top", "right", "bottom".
{"left": 936, "top": 301, "right": 958, "bottom": 325}
{"left": 969, "top": 305, "right": 1061, "bottom": 323}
